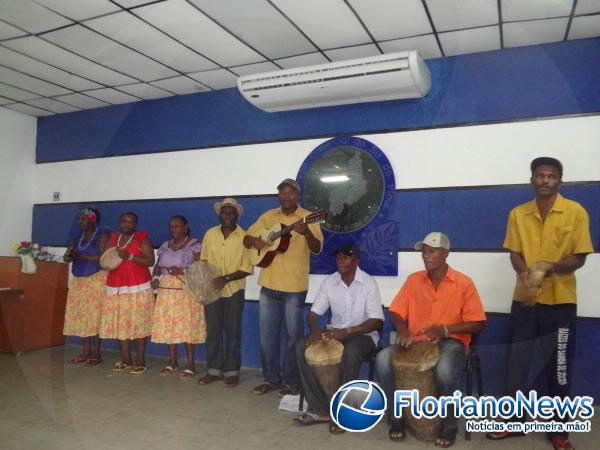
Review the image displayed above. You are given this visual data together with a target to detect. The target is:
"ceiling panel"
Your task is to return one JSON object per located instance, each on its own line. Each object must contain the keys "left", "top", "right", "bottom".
{"left": 33, "top": 0, "right": 120, "bottom": 20}
{"left": 325, "top": 43, "right": 381, "bottom": 61}
{"left": 379, "top": 34, "right": 443, "bottom": 59}
{"left": 53, "top": 92, "right": 110, "bottom": 109}
{"left": 86, "top": 12, "right": 217, "bottom": 73}
{"left": 575, "top": 0, "right": 600, "bottom": 15}
{"left": 0, "top": 96, "right": 13, "bottom": 105}
{"left": 230, "top": 61, "right": 280, "bottom": 76}
{"left": 0, "top": 20, "right": 28, "bottom": 40}
{"left": 274, "top": 52, "right": 330, "bottom": 69}
{"left": 0, "top": 66, "right": 71, "bottom": 96}
{"left": 3, "top": 37, "right": 138, "bottom": 86}
{"left": 4, "top": 102, "right": 52, "bottom": 116}
{"left": 189, "top": 0, "right": 315, "bottom": 59}
{"left": 0, "top": 0, "right": 72, "bottom": 33}
{"left": 43, "top": 25, "right": 178, "bottom": 81}
{"left": 135, "top": 0, "right": 264, "bottom": 66}
{"left": 0, "top": 82, "right": 41, "bottom": 101}
{"left": 113, "top": 0, "right": 159, "bottom": 7}
{"left": 272, "top": 0, "right": 371, "bottom": 48}
{"left": 349, "top": 0, "right": 432, "bottom": 40}
{"left": 426, "top": 0, "right": 498, "bottom": 32}
{"left": 25, "top": 97, "right": 80, "bottom": 113}
{"left": 116, "top": 82, "right": 175, "bottom": 99}
{"left": 568, "top": 15, "right": 600, "bottom": 39}
{"left": 84, "top": 87, "right": 141, "bottom": 104}
{"left": 150, "top": 76, "right": 210, "bottom": 95}
{"left": 502, "top": 0, "right": 574, "bottom": 21}
{"left": 504, "top": 18, "right": 569, "bottom": 47}
{"left": 188, "top": 69, "right": 238, "bottom": 90}
{"left": 0, "top": 46, "right": 101, "bottom": 91}
{"left": 439, "top": 25, "right": 500, "bottom": 56}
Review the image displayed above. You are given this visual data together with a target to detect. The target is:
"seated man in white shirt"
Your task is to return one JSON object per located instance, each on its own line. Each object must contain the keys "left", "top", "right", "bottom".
{"left": 293, "top": 243, "right": 384, "bottom": 432}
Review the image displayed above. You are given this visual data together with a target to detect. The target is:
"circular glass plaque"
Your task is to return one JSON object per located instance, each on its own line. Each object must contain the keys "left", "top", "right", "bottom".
{"left": 299, "top": 137, "right": 393, "bottom": 233}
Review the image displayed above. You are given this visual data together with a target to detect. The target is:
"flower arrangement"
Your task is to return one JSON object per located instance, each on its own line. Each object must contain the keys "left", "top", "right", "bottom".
{"left": 12, "top": 241, "right": 53, "bottom": 261}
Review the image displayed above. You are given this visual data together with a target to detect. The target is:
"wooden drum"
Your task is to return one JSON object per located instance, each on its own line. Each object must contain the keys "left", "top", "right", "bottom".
{"left": 305, "top": 339, "right": 344, "bottom": 400}
{"left": 392, "top": 340, "right": 441, "bottom": 441}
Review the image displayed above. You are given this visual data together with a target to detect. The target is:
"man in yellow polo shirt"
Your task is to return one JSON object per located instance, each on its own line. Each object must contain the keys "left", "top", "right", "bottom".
{"left": 244, "top": 178, "right": 323, "bottom": 397}
{"left": 487, "top": 157, "right": 593, "bottom": 449}
{"left": 198, "top": 198, "right": 252, "bottom": 388}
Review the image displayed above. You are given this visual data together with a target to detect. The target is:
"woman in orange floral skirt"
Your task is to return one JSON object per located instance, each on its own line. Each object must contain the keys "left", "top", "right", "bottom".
{"left": 63, "top": 207, "right": 108, "bottom": 365}
{"left": 151, "top": 215, "right": 206, "bottom": 379}
{"left": 99, "top": 212, "right": 155, "bottom": 374}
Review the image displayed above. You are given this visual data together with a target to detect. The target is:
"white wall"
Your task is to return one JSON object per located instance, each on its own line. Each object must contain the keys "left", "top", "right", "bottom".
{"left": 0, "top": 107, "right": 36, "bottom": 256}
{"left": 33, "top": 114, "right": 600, "bottom": 315}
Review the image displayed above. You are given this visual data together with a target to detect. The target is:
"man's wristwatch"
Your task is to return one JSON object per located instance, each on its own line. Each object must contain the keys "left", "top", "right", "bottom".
{"left": 224, "top": 275, "right": 231, "bottom": 282}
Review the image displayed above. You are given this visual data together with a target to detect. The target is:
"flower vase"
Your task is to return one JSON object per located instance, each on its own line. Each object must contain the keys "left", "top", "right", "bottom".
{"left": 20, "top": 254, "right": 37, "bottom": 274}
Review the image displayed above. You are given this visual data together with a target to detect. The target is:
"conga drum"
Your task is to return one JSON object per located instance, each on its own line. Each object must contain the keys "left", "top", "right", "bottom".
{"left": 99, "top": 247, "right": 122, "bottom": 270}
{"left": 305, "top": 339, "right": 344, "bottom": 400}
{"left": 392, "top": 340, "right": 441, "bottom": 441}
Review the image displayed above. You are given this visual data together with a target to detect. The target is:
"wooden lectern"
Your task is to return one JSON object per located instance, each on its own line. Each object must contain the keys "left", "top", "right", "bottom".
{"left": 0, "top": 256, "right": 69, "bottom": 353}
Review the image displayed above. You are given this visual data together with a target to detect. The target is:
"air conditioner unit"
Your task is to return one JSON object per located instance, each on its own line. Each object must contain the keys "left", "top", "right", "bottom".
{"left": 237, "top": 50, "right": 431, "bottom": 112}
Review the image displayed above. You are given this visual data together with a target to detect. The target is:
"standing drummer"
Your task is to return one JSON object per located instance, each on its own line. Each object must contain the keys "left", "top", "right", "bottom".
{"left": 293, "top": 243, "right": 384, "bottom": 432}
{"left": 375, "top": 232, "right": 486, "bottom": 447}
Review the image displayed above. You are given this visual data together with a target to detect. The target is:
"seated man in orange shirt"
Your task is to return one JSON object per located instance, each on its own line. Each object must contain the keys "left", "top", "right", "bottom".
{"left": 375, "top": 232, "right": 486, "bottom": 448}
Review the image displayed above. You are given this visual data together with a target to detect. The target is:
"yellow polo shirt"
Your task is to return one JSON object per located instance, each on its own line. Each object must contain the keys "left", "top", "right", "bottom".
{"left": 503, "top": 194, "right": 594, "bottom": 305}
{"left": 247, "top": 206, "right": 323, "bottom": 293}
{"left": 200, "top": 225, "right": 252, "bottom": 298}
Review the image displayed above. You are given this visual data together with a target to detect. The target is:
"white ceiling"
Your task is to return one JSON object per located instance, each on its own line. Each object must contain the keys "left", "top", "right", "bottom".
{"left": 0, "top": 0, "right": 598, "bottom": 117}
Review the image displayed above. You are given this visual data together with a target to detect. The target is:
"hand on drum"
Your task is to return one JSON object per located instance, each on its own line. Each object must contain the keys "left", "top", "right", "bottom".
{"left": 396, "top": 329, "right": 415, "bottom": 347}
{"left": 117, "top": 249, "right": 131, "bottom": 260}
{"left": 212, "top": 276, "right": 227, "bottom": 291}
{"left": 307, "top": 330, "right": 324, "bottom": 346}
{"left": 323, "top": 328, "right": 347, "bottom": 341}
{"left": 421, "top": 324, "right": 445, "bottom": 343}
{"left": 167, "top": 266, "right": 184, "bottom": 276}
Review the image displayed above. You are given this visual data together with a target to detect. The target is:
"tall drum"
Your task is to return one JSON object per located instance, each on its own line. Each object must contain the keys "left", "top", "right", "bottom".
{"left": 305, "top": 339, "right": 344, "bottom": 400}
{"left": 392, "top": 340, "right": 441, "bottom": 441}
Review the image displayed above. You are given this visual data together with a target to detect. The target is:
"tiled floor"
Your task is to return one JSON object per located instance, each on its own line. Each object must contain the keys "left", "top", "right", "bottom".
{"left": 0, "top": 346, "right": 597, "bottom": 450}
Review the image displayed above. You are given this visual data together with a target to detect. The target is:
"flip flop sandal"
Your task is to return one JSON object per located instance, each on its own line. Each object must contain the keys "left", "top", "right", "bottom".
{"left": 292, "top": 413, "right": 329, "bottom": 426}
{"left": 278, "top": 384, "right": 299, "bottom": 398}
{"left": 112, "top": 362, "right": 132, "bottom": 372}
{"left": 180, "top": 369, "right": 195, "bottom": 379}
{"left": 85, "top": 357, "right": 102, "bottom": 366}
{"left": 130, "top": 366, "right": 147, "bottom": 375}
{"left": 389, "top": 425, "right": 406, "bottom": 442}
{"left": 254, "top": 382, "right": 275, "bottom": 395}
{"left": 548, "top": 435, "right": 575, "bottom": 450}
{"left": 486, "top": 431, "right": 525, "bottom": 440}
{"left": 435, "top": 428, "right": 457, "bottom": 448}
{"left": 160, "top": 365, "right": 178, "bottom": 376}
{"left": 68, "top": 354, "right": 88, "bottom": 365}
{"left": 224, "top": 375, "right": 239, "bottom": 388}
{"left": 198, "top": 374, "right": 222, "bottom": 385}
{"left": 328, "top": 421, "right": 346, "bottom": 434}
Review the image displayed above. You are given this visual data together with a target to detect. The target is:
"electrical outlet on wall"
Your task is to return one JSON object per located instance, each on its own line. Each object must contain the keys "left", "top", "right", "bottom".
{"left": 53, "top": 192, "right": 60, "bottom": 202}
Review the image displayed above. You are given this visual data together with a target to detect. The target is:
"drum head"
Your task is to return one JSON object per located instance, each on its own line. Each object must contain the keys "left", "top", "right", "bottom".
{"left": 99, "top": 247, "right": 123, "bottom": 270}
{"left": 392, "top": 340, "right": 439, "bottom": 372}
{"left": 305, "top": 339, "right": 344, "bottom": 366}
{"left": 184, "top": 260, "right": 221, "bottom": 305}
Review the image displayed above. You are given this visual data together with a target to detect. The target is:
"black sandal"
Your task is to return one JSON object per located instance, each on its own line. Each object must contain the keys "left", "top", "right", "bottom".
{"left": 435, "top": 428, "right": 457, "bottom": 448}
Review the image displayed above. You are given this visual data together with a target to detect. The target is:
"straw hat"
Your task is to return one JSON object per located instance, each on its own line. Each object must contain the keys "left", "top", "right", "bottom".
{"left": 213, "top": 197, "right": 244, "bottom": 217}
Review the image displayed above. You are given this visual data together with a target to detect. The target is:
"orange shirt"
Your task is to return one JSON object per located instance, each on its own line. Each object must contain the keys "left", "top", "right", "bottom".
{"left": 389, "top": 266, "right": 486, "bottom": 348}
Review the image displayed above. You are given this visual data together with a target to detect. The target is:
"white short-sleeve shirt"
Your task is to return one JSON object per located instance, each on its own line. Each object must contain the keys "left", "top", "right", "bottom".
{"left": 311, "top": 266, "right": 384, "bottom": 345}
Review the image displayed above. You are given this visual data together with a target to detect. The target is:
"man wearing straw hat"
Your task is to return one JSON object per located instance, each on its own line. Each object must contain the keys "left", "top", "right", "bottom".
{"left": 244, "top": 178, "right": 324, "bottom": 397}
{"left": 375, "top": 232, "right": 486, "bottom": 447}
{"left": 197, "top": 197, "right": 252, "bottom": 388}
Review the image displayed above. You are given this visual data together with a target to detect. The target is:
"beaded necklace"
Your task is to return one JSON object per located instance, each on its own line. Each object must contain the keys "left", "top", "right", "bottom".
{"left": 117, "top": 232, "right": 135, "bottom": 249}
{"left": 170, "top": 236, "right": 189, "bottom": 251}
{"left": 77, "top": 226, "right": 97, "bottom": 251}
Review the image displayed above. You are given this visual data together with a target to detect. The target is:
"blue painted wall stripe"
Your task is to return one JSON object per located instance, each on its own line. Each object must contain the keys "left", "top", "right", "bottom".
{"left": 33, "top": 183, "right": 600, "bottom": 251}
{"left": 36, "top": 38, "right": 600, "bottom": 163}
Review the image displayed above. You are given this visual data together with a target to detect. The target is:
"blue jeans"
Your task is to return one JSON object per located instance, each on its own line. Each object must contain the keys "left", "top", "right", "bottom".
{"left": 259, "top": 287, "right": 307, "bottom": 388}
{"left": 375, "top": 339, "right": 466, "bottom": 433}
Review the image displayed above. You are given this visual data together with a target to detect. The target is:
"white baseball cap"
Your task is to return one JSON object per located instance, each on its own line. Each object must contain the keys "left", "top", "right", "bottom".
{"left": 414, "top": 232, "right": 451, "bottom": 250}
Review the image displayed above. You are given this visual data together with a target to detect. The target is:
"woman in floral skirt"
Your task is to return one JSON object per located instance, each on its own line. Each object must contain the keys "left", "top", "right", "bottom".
{"left": 151, "top": 215, "right": 206, "bottom": 379}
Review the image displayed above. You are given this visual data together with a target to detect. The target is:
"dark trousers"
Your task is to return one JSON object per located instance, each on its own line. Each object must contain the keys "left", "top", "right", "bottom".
{"left": 204, "top": 289, "right": 245, "bottom": 377}
{"left": 506, "top": 301, "right": 577, "bottom": 439}
{"left": 296, "top": 334, "right": 376, "bottom": 415}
